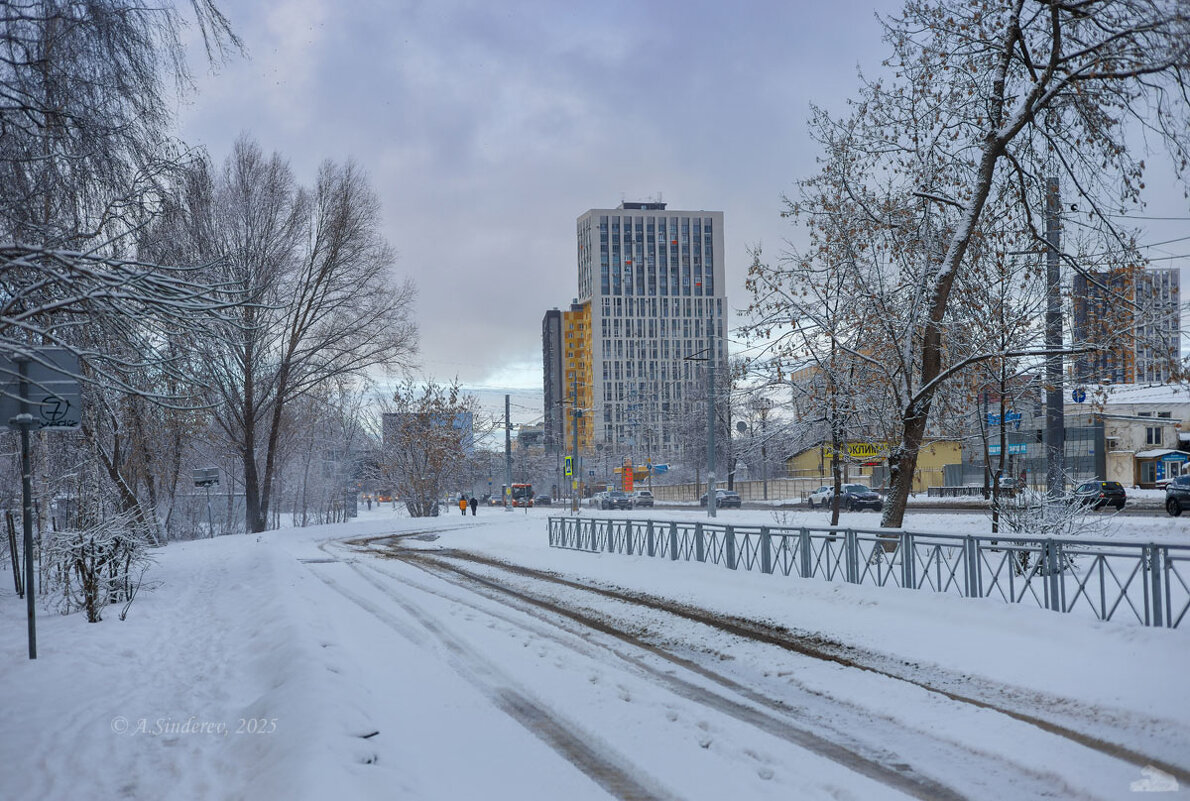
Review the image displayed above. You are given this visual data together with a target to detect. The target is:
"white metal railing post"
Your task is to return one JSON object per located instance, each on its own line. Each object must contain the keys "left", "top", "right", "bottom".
{"left": 845, "top": 529, "right": 859, "bottom": 584}
{"left": 965, "top": 537, "right": 979, "bottom": 597}
{"left": 901, "top": 532, "right": 916, "bottom": 588}
{"left": 1148, "top": 544, "right": 1165, "bottom": 628}
{"left": 760, "top": 526, "right": 772, "bottom": 575}
{"left": 800, "top": 528, "right": 813, "bottom": 579}
{"left": 1045, "top": 539, "right": 1062, "bottom": 612}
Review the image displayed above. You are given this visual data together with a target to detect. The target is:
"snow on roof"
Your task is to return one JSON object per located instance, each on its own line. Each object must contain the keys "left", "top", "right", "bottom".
{"left": 1084, "top": 383, "right": 1190, "bottom": 406}
{"left": 1134, "top": 448, "right": 1186, "bottom": 459}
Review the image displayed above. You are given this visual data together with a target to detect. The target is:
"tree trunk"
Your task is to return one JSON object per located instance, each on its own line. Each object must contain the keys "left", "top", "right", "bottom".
{"left": 242, "top": 442, "right": 266, "bottom": 533}
{"left": 882, "top": 398, "right": 932, "bottom": 529}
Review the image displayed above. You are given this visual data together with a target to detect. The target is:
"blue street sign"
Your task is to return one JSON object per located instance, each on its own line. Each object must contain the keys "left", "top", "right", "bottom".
{"left": 1072, "top": 387, "right": 1087, "bottom": 403}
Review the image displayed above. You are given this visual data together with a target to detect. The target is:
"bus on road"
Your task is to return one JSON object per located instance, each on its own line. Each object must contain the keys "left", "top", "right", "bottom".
{"left": 509, "top": 483, "right": 534, "bottom": 507}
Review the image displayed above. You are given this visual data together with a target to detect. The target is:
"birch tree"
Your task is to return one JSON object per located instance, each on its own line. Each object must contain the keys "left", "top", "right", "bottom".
{"left": 760, "top": 0, "right": 1190, "bottom": 527}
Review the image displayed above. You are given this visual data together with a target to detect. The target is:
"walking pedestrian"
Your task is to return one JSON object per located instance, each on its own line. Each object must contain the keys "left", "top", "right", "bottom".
{"left": 468, "top": 496, "right": 477, "bottom": 515}
{"left": 458, "top": 495, "right": 468, "bottom": 516}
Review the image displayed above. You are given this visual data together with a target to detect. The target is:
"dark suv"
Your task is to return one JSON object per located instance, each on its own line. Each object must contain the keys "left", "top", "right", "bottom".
{"left": 839, "top": 484, "right": 883, "bottom": 512}
{"left": 1072, "top": 480, "right": 1126, "bottom": 511}
{"left": 1166, "top": 475, "right": 1190, "bottom": 516}
{"left": 700, "top": 489, "right": 742, "bottom": 508}
{"left": 599, "top": 490, "right": 632, "bottom": 510}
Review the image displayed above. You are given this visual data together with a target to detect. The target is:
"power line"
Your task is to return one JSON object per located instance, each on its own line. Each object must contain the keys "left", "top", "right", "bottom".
{"left": 1104, "top": 213, "right": 1190, "bottom": 221}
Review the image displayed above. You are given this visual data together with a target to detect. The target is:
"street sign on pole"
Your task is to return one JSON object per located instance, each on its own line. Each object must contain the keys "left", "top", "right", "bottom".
{"left": 193, "top": 468, "right": 219, "bottom": 538}
{"left": 0, "top": 348, "right": 82, "bottom": 431}
{"left": 2, "top": 348, "right": 83, "bottom": 660}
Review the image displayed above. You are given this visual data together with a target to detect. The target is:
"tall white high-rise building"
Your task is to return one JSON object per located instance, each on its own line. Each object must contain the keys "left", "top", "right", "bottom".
{"left": 572, "top": 201, "right": 727, "bottom": 464}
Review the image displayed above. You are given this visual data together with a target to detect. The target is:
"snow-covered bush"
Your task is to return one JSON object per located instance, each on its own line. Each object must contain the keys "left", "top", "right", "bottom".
{"left": 41, "top": 510, "right": 155, "bottom": 623}
{"left": 997, "top": 487, "right": 1112, "bottom": 575}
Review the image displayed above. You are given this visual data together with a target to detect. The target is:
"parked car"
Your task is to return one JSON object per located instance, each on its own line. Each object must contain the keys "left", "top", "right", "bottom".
{"left": 839, "top": 484, "right": 882, "bottom": 511}
{"left": 807, "top": 486, "right": 833, "bottom": 508}
{"left": 1165, "top": 475, "right": 1190, "bottom": 516}
{"left": 600, "top": 490, "right": 632, "bottom": 510}
{"left": 631, "top": 490, "right": 654, "bottom": 508}
{"left": 807, "top": 484, "right": 882, "bottom": 511}
{"left": 1071, "top": 480, "right": 1126, "bottom": 510}
{"left": 699, "top": 489, "right": 742, "bottom": 508}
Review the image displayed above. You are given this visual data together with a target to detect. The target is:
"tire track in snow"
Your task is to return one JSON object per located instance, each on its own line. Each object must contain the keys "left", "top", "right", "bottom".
{"left": 361, "top": 546, "right": 1117, "bottom": 801}
{"left": 396, "top": 541, "right": 1190, "bottom": 788}
{"left": 329, "top": 541, "right": 981, "bottom": 801}
{"left": 306, "top": 557, "right": 678, "bottom": 801}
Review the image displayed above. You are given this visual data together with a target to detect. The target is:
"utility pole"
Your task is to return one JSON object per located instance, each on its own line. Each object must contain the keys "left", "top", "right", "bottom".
{"left": 504, "top": 394, "right": 512, "bottom": 511}
{"left": 571, "top": 371, "right": 581, "bottom": 514}
{"left": 1044, "top": 176, "right": 1065, "bottom": 498}
{"left": 706, "top": 313, "right": 717, "bottom": 518}
{"left": 760, "top": 400, "right": 769, "bottom": 501}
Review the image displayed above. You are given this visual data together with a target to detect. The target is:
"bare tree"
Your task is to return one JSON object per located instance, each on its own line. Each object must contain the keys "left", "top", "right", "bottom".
{"left": 281, "top": 378, "right": 373, "bottom": 527}
{"left": 0, "top": 1, "right": 242, "bottom": 552}
{"left": 375, "top": 379, "right": 477, "bottom": 517}
{"left": 0, "top": 0, "right": 239, "bottom": 250}
{"left": 760, "top": 0, "right": 1190, "bottom": 528}
{"left": 745, "top": 214, "right": 907, "bottom": 524}
{"left": 147, "top": 137, "right": 419, "bottom": 532}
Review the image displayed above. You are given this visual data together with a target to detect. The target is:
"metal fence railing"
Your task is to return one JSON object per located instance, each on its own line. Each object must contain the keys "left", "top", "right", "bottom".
{"left": 547, "top": 517, "right": 1190, "bottom": 629}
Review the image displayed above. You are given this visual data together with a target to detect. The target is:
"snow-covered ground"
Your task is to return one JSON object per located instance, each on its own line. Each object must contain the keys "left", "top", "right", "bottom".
{"left": 1, "top": 504, "right": 1187, "bottom": 800}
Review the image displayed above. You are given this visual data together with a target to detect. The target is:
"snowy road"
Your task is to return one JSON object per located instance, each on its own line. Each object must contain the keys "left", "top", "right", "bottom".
{"left": 3, "top": 507, "right": 1186, "bottom": 801}
{"left": 302, "top": 520, "right": 1188, "bottom": 800}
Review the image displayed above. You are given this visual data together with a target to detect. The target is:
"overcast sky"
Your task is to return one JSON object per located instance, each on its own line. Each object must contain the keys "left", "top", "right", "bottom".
{"left": 175, "top": 0, "right": 1188, "bottom": 397}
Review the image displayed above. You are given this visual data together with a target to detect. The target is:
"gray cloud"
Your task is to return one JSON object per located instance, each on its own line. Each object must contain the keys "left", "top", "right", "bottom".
{"left": 177, "top": 0, "right": 1187, "bottom": 395}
